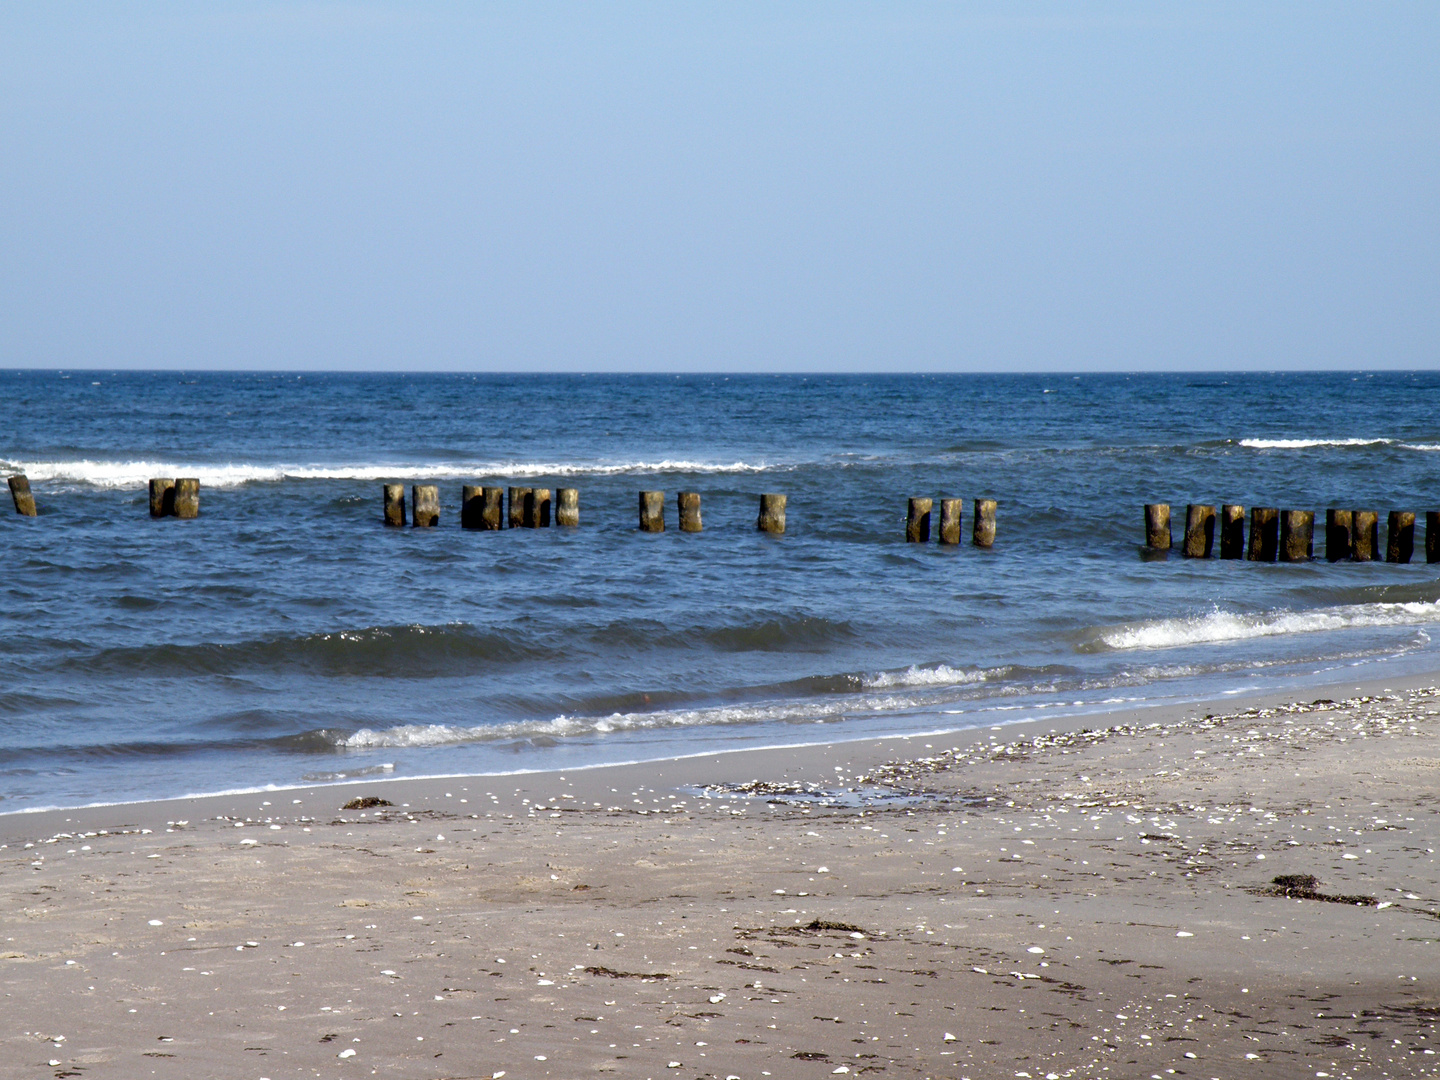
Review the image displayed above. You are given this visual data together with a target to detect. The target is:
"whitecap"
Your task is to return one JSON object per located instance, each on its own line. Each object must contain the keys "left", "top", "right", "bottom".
{"left": 1094, "top": 600, "right": 1440, "bottom": 652}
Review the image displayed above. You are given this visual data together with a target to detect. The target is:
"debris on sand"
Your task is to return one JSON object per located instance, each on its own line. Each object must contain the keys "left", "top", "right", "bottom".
{"left": 1256, "top": 873, "right": 1377, "bottom": 906}
{"left": 583, "top": 966, "right": 671, "bottom": 981}
{"left": 342, "top": 796, "right": 394, "bottom": 810}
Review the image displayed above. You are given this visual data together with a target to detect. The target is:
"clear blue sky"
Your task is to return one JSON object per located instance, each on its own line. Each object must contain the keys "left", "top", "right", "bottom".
{"left": 1, "top": 3, "right": 1436, "bottom": 372}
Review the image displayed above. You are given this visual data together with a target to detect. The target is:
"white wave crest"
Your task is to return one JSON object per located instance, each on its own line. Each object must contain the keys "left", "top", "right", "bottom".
{"left": 1097, "top": 601, "right": 1440, "bottom": 652}
{"left": 1, "top": 458, "right": 782, "bottom": 489}
{"left": 1239, "top": 438, "right": 1392, "bottom": 450}
{"left": 861, "top": 664, "right": 1002, "bottom": 689}
{"left": 338, "top": 684, "right": 988, "bottom": 750}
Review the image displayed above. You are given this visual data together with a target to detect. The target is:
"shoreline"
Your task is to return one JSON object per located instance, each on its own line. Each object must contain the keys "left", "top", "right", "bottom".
{"left": 6, "top": 663, "right": 1437, "bottom": 836}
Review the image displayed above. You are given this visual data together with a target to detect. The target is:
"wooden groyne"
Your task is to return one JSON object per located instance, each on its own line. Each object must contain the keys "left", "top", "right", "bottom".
{"left": 1144, "top": 502, "right": 1435, "bottom": 563}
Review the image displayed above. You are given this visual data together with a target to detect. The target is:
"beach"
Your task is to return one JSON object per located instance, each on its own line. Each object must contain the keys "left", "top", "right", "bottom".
{"left": 5, "top": 673, "right": 1438, "bottom": 1079}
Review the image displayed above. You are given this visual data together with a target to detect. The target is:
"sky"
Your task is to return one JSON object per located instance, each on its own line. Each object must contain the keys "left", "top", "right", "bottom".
{"left": 1, "top": 3, "right": 1436, "bottom": 372}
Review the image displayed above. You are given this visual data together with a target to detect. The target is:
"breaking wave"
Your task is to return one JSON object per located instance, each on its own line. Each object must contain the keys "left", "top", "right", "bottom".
{"left": 0, "top": 457, "right": 787, "bottom": 489}
{"left": 1238, "top": 438, "right": 1440, "bottom": 451}
{"left": 1089, "top": 600, "right": 1440, "bottom": 652}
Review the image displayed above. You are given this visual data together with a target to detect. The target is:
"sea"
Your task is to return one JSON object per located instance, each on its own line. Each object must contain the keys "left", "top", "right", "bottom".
{"left": 2, "top": 370, "right": 1438, "bottom": 812}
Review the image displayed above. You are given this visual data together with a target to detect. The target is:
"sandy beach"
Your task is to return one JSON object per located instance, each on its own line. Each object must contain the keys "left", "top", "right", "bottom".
{"left": 4, "top": 674, "right": 1439, "bottom": 1079}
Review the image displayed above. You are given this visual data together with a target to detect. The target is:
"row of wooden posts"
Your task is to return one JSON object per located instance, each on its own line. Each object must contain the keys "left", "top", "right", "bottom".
{"left": 383, "top": 484, "right": 790, "bottom": 533}
{"left": 1144, "top": 503, "right": 1440, "bottom": 564}
{"left": 8, "top": 474, "right": 1433, "bottom": 564}
{"left": 903, "top": 497, "right": 997, "bottom": 547}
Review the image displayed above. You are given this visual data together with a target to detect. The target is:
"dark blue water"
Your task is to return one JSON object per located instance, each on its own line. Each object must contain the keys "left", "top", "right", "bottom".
{"left": 3, "top": 371, "right": 1439, "bottom": 810}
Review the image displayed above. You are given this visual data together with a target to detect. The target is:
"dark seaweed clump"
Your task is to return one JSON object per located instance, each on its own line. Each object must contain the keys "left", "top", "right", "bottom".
{"left": 1259, "top": 873, "right": 1376, "bottom": 906}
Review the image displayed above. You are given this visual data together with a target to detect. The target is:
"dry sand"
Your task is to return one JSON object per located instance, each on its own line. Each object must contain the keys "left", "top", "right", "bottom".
{"left": 3, "top": 675, "right": 1439, "bottom": 1079}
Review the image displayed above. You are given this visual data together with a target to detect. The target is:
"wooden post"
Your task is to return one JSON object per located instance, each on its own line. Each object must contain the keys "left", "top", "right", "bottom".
{"left": 1427, "top": 511, "right": 1440, "bottom": 564}
{"left": 906, "top": 497, "right": 932, "bottom": 543}
{"left": 412, "top": 485, "right": 440, "bottom": 527}
{"left": 507, "top": 487, "right": 531, "bottom": 529}
{"left": 757, "top": 493, "right": 786, "bottom": 534}
{"left": 639, "top": 490, "right": 665, "bottom": 532}
{"left": 556, "top": 488, "right": 579, "bottom": 527}
{"left": 1351, "top": 510, "right": 1378, "bottom": 562}
{"left": 1325, "top": 509, "right": 1353, "bottom": 562}
{"left": 383, "top": 483, "right": 406, "bottom": 527}
{"left": 1386, "top": 511, "right": 1415, "bottom": 564}
{"left": 1144, "top": 504, "right": 1171, "bottom": 550}
{"left": 524, "top": 488, "right": 552, "bottom": 528}
{"left": 1219, "top": 504, "right": 1245, "bottom": 559}
{"left": 173, "top": 478, "right": 200, "bottom": 519}
{"left": 8, "top": 475, "right": 37, "bottom": 516}
{"left": 973, "top": 498, "right": 996, "bottom": 548}
{"left": 1247, "top": 507, "right": 1278, "bottom": 561}
{"left": 1279, "top": 509, "right": 1314, "bottom": 562}
{"left": 150, "top": 478, "right": 176, "bottom": 519}
{"left": 461, "top": 485, "right": 486, "bottom": 530}
{"left": 677, "top": 491, "right": 701, "bottom": 533}
{"left": 1183, "top": 504, "right": 1215, "bottom": 558}
{"left": 938, "top": 498, "right": 963, "bottom": 545}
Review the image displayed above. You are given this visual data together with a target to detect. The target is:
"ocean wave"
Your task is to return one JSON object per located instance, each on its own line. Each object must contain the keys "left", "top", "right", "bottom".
{"left": 336, "top": 685, "right": 992, "bottom": 750}
{"left": 1090, "top": 600, "right": 1440, "bottom": 652}
{"left": 62, "top": 623, "right": 552, "bottom": 678}
{"left": 1236, "top": 437, "right": 1439, "bottom": 451}
{"left": 860, "top": 663, "right": 1006, "bottom": 689}
{"left": 0, "top": 457, "right": 785, "bottom": 489}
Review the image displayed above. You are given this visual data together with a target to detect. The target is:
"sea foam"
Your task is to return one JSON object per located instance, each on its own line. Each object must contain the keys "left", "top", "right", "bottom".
{"left": 1, "top": 457, "right": 783, "bottom": 489}
{"left": 1095, "top": 601, "right": 1440, "bottom": 652}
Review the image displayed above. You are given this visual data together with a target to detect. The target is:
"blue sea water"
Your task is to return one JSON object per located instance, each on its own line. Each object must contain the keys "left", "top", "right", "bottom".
{"left": 2, "top": 370, "right": 1438, "bottom": 810}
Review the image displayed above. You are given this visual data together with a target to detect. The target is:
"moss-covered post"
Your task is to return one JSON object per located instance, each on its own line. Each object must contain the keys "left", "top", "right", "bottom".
{"left": 1386, "top": 511, "right": 1415, "bottom": 563}
{"left": 151, "top": 479, "right": 177, "bottom": 519}
{"left": 556, "top": 487, "right": 579, "bottom": 527}
{"left": 1247, "top": 507, "right": 1278, "bottom": 561}
{"left": 757, "top": 493, "right": 786, "bottom": 534}
{"left": 412, "top": 485, "right": 440, "bottom": 527}
{"left": 1351, "top": 510, "right": 1378, "bottom": 562}
{"left": 1183, "top": 504, "right": 1215, "bottom": 558}
{"left": 1144, "top": 504, "right": 1171, "bottom": 551}
{"left": 507, "top": 487, "right": 531, "bottom": 529}
{"left": 938, "top": 498, "right": 963, "bottom": 545}
{"left": 677, "top": 491, "right": 701, "bottom": 532}
{"left": 8, "top": 475, "right": 36, "bottom": 516}
{"left": 906, "top": 497, "right": 932, "bottom": 543}
{"left": 1279, "top": 510, "right": 1313, "bottom": 562}
{"left": 173, "top": 478, "right": 200, "bottom": 519}
{"left": 1219, "top": 504, "right": 1245, "bottom": 559}
{"left": 639, "top": 490, "right": 665, "bottom": 532}
{"left": 973, "top": 498, "right": 996, "bottom": 548}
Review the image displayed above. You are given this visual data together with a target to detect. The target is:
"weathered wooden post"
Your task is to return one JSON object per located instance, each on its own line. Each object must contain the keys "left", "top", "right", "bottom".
{"left": 1279, "top": 510, "right": 1313, "bottom": 562}
{"left": 556, "top": 488, "right": 579, "bottom": 527}
{"left": 461, "top": 486, "right": 486, "bottom": 530}
{"left": 973, "top": 498, "right": 996, "bottom": 548}
{"left": 906, "top": 497, "right": 932, "bottom": 543}
{"left": 1325, "top": 509, "right": 1353, "bottom": 562}
{"left": 383, "top": 483, "right": 406, "bottom": 527}
{"left": 507, "top": 487, "right": 531, "bottom": 529}
{"left": 1183, "top": 504, "right": 1215, "bottom": 558}
{"left": 938, "top": 498, "right": 963, "bottom": 545}
{"left": 1247, "top": 507, "right": 1278, "bottom": 561}
{"left": 1351, "top": 510, "right": 1378, "bottom": 561}
{"left": 524, "top": 488, "right": 552, "bottom": 528}
{"left": 8, "top": 475, "right": 37, "bottom": 516}
{"left": 172, "top": 478, "right": 200, "bottom": 519}
{"left": 1144, "top": 504, "right": 1171, "bottom": 550}
{"left": 1386, "top": 511, "right": 1415, "bottom": 564}
{"left": 677, "top": 491, "right": 701, "bottom": 533}
{"left": 150, "top": 478, "right": 176, "bottom": 519}
{"left": 757, "top": 493, "right": 786, "bottom": 534}
{"left": 412, "top": 485, "right": 440, "bottom": 527}
{"left": 639, "top": 490, "right": 665, "bottom": 532}
{"left": 1427, "top": 511, "right": 1440, "bottom": 564}
{"left": 1219, "top": 504, "right": 1245, "bottom": 559}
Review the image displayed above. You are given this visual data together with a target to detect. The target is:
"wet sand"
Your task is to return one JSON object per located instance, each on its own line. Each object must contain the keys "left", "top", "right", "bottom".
{"left": 3, "top": 674, "right": 1439, "bottom": 1079}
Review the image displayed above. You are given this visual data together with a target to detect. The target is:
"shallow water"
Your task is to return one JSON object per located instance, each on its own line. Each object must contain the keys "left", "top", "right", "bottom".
{"left": 2, "top": 370, "right": 1438, "bottom": 808}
